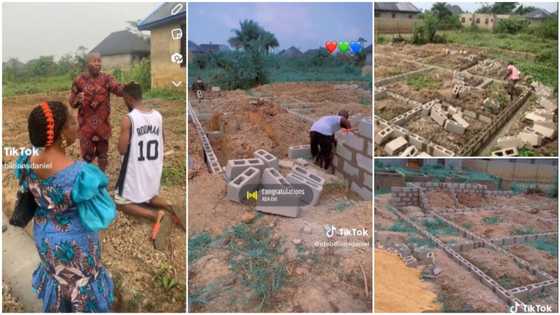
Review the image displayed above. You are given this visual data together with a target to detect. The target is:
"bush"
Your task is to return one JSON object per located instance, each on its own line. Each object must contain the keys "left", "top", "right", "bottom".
{"left": 212, "top": 49, "right": 269, "bottom": 90}
{"left": 411, "top": 13, "right": 447, "bottom": 45}
{"left": 495, "top": 17, "right": 529, "bottom": 34}
{"left": 528, "top": 18, "right": 558, "bottom": 40}
{"left": 376, "top": 35, "right": 386, "bottom": 44}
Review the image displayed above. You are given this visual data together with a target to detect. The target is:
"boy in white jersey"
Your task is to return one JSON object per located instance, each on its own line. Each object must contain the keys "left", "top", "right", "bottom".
{"left": 114, "top": 82, "right": 183, "bottom": 250}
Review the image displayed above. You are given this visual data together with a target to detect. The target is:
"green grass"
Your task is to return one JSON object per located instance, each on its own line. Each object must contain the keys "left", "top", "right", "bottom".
{"left": 497, "top": 275, "right": 515, "bottom": 288}
{"left": 406, "top": 74, "right": 440, "bottom": 90}
{"left": 161, "top": 159, "right": 186, "bottom": 186}
{"left": 3, "top": 75, "right": 185, "bottom": 101}
{"left": 225, "top": 223, "right": 287, "bottom": 311}
{"left": 407, "top": 234, "right": 436, "bottom": 248}
{"left": 442, "top": 30, "right": 558, "bottom": 88}
{"left": 188, "top": 232, "right": 213, "bottom": 263}
{"left": 482, "top": 216, "right": 502, "bottom": 225}
{"left": 527, "top": 239, "right": 558, "bottom": 257}
{"left": 388, "top": 219, "right": 417, "bottom": 233}
{"left": 2, "top": 74, "right": 72, "bottom": 97}
{"left": 512, "top": 227, "right": 537, "bottom": 235}
{"left": 423, "top": 218, "right": 458, "bottom": 236}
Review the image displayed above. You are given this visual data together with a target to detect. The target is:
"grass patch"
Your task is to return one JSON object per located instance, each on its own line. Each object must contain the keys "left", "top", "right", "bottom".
{"left": 2, "top": 74, "right": 71, "bottom": 97}
{"left": 512, "top": 227, "right": 537, "bottom": 235}
{"left": 406, "top": 74, "right": 440, "bottom": 90}
{"left": 161, "top": 159, "right": 186, "bottom": 186}
{"left": 482, "top": 216, "right": 502, "bottom": 225}
{"left": 225, "top": 223, "right": 286, "bottom": 311}
{"left": 408, "top": 234, "right": 436, "bottom": 248}
{"left": 442, "top": 30, "right": 557, "bottom": 88}
{"left": 188, "top": 232, "right": 213, "bottom": 263}
{"left": 144, "top": 88, "right": 185, "bottom": 101}
{"left": 497, "top": 275, "right": 515, "bottom": 288}
{"left": 527, "top": 239, "right": 558, "bottom": 257}
{"left": 424, "top": 218, "right": 458, "bottom": 236}
{"left": 388, "top": 219, "right": 417, "bottom": 233}
{"left": 462, "top": 222, "right": 473, "bottom": 230}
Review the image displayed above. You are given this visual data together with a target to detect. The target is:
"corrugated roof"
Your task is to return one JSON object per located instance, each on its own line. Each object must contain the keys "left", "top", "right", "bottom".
{"left": 375, "top": 2, "right": 420, "bottom": 13}
{"left": 90, "top": 30, "right": 149, "bottom": 56}
{"left": 525, "top": 8, "right": 551, "bottom": 19}
{"left": 138, "top": 2, "right": 186, "bottom": 30}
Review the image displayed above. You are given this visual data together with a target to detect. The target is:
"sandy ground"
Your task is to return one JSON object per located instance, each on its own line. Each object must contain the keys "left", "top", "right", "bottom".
{"left": 374, "top": 249, "right": 440, "bottom": 312}
{"left": 2, "top": 92, "right": 186, "bottom": 312}
{"left": 2, "top": 281, "right": 24, "bottom": 312}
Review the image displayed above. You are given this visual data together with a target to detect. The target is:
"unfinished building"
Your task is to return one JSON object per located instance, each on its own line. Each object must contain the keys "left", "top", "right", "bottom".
{"left": 374, "top": 44, "right": 558, "bottom": 157}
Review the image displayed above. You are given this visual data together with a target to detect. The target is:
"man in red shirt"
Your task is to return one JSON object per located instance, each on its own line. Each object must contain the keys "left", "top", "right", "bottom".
{"left": 69, "top": 52, "right": 125, "bottom": 171}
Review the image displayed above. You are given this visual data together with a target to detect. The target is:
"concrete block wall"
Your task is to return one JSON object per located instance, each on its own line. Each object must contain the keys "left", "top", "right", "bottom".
{"left": 386, "top": 205, "right": 523, "bottom": 310}
{"left": 334, "top": 118, "right": 372, "bottom": 200}
{"left": 390, "top": 186, "right": 420, "bottom": 207}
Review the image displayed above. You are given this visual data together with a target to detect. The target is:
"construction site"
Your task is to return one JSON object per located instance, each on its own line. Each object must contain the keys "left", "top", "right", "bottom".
{"left": 187, "top": 83, "right": 373, "bottom": 312}
{"left": 375, "top": 159, "right": 558, "bottom": 312}
{"left": 374, "top": 43, "right": 558, "bottom": 157}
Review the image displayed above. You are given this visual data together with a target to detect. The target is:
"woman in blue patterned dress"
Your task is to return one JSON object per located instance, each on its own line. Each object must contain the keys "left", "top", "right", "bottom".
{"left": 16, "top": 101, "right": 116, "bottom": 312}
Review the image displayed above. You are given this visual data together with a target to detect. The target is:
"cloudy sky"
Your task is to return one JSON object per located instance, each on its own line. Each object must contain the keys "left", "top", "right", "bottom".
{"left": 412, "top": 2, "right": 558, "bottom": 13}
{"left": 3, "top": 2, "right": 157, "bottom": 62}
{"left": 188, "top": 2, "right": 373, "bottom": 52}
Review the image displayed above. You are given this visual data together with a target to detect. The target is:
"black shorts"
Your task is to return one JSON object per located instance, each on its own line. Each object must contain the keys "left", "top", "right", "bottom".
{"left": 310, "top": 131, "right": 335, "bottom": 161}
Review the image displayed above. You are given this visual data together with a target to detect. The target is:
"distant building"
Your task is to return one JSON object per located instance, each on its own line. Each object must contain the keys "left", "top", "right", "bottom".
{"left": 90, "top": 30, "right": 150, "bottom": 70}
{"left": 524, "top": 8, "right": 553, "bottom": 24}
{"left": 278, "top": 46, "right": 303, "bottom": 58}
{"left": 460, "top": 13, "right": 510, "bottom": 30}
{"left": 138, "top": 2, "right": 186, "bottom": 89}
{"left": 374, "top": 2, "right": 421, "bottom": 34}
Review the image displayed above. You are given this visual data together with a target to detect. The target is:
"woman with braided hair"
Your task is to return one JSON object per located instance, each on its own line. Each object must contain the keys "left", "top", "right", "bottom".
{"left": 15, "top": 101, "right": 116, "bottom": 312}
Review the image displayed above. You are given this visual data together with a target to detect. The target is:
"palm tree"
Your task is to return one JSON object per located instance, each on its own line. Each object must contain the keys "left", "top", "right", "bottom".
{"left": 228, "top": 19, "right": 279, "bottom": 54}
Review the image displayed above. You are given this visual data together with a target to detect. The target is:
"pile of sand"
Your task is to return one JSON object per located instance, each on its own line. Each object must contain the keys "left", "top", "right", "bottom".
{"left": 375, "top": 249, "right": 440, "bottom": 312}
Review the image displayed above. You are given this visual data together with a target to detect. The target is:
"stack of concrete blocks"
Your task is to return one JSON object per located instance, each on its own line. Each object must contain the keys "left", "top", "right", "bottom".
{"left": 489, "top": 232, "right": 557, "bottom": 246}
{"left": 285, "top": 165, "right": 325, "bottom": 208}
{"left": 333, "top": 118, "right": 372, "bottom": 200}
{"left": 225, "top": 149, "right": 325, "bottom": 217}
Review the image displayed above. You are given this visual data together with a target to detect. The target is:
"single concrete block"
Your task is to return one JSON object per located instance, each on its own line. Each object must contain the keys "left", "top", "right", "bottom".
{"left": 478, "top": 115, "right": 492, "bottom": 124}
{"left": 384, "top": 136, "right": 407, "bottom": 155}
{"left": 444, "top": 119, "right": 465, "bottom": 135}
{"left": 342, "top": 161, "right": 360, "bottom": 178}
{"left": 399, "top": 145, "right": 418, "bottom": 157}
{"left": 292, "top": 165, "right": 326, "bottom": 186}
{"left": 351, "top": 182, "right": 372, "bottom": 200}
{"left": 262, "top": 167, "right": 286, "bottom": 185}
{"left": 225, "top": 159, "right": 250, "bottom": 181}
{"left": 408, "top": 134, "right": 426, "bottom": 151}
{"left": 524, "top": 112, "right": 547, "bottom": 123}
{"left": 286, "top": 172, "right": 323, "bottom": 207}
{"left": 257, "top": 168, "right": 301, "bottom": 217}
{"left": 533, "top": 119, "right": 556, "bottom": 129}
{"left": 430, "top": 109, "right": 447, "bottom": 126}
{"left": 452, "top": 113, "right": 470, "bottom": 128}
{"left": 375, "top": 126, "right": 394, "bottom": 145}
{"left": 519, "top": 127, "right": 544, "bottom": 146}
{"left": 336, "top": 142, "right": 354, "bottom": 162}
{"left": 288, "top": 144, "right": 311, "bottom": 159}
{"left": 356, "top": 153, "right": 372, "bottom": 173}
{"left": 463, "top": 110, "right": 477, "bottom": 119}
{"left": 363, "top": 172, "right": 372, "bottom": 189}
{"left": 358, "top": 118, "right": 372, "bottom": 140}
{"left": 254, "top": 149, "right": 279, "bottom": 169}
{"left": 491, "top": 147, "right": 519, "bottom": 157}
{"left": 226, "top": 167, "right": 261, "bottom": 203}
{"left": 416, "top": 152, "right": 431, "bottom": 157}
{"left": 343, "top": 132, "right": 365, "bottom": 151}
{"left": 431, "top": 144, "right": 455, "bottom": 157}
{"left": 532, "top": 123, "right": 556, "bottom": 139}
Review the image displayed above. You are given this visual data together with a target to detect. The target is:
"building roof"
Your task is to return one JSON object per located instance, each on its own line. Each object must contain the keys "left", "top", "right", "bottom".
{"left": 447, "top": 4, "right": 464, "bottom": 15}
{"left": 279, "top": 46, "right": 304, "bottom": 58}
{"left": 374, "top": 2, "right": 420, "bottom": 14}
{"left": 90, "top": 30, "right": 149, "bottom": 56}
{"left": 524, "top": 8, "right": 552, "bottom": 20}
{"left": 138, "top": 2, "right": 186, "bottom": 30}
{"left": 190, "top": 42, "right": 230, "bottom": 54}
